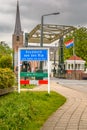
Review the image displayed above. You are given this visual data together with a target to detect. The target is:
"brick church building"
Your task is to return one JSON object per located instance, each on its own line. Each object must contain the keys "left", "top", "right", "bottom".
{"left": 12, "top": 1, "right": 23, "bottom": 72}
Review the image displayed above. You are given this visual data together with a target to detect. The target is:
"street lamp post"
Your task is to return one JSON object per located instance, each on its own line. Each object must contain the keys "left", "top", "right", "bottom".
{"left": 40, "top": 12, "right": 60, "bottom": 47}
{"left": 40, "top": 12, "right": 60, "bottom": 70}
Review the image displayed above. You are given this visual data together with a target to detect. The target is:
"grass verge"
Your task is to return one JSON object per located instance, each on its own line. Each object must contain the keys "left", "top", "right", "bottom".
{"left": 0, "top": 91, "right": 66, "bottom": 130}
{"left": 21, "top": 84, "right": 36, "bottom": 89}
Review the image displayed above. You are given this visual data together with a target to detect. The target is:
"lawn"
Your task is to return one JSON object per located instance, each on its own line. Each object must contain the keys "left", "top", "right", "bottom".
{"left": 0, "top": 91, "right": 66, "bottom": 130}
{"left": 21, "top": 84, "right": 36, "bottom": 89}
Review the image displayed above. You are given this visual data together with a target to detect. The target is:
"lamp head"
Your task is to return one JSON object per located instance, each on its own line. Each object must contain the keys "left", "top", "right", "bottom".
{"left": 52, "top": 12, "right": 60, "bottom": 15}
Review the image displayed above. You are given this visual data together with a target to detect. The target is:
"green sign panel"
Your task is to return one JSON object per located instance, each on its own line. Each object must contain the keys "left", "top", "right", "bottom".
{"left": 20, "top": 72, "right": 48, "bottom": 78}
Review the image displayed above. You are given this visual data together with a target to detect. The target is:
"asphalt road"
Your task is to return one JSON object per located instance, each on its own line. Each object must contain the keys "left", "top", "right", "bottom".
{"left": 51, "top": 78, "right": 87, "bottom": 94}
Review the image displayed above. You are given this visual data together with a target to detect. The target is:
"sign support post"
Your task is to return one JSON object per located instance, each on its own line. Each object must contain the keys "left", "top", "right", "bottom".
{"left": 18, "top": 48, "right": 20, "bottom": 93}
{"left": 48, "top": 49, "right": 50, "bottom": 94}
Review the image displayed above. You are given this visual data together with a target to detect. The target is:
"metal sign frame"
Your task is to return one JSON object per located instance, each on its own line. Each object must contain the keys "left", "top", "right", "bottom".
{"left": 18, "top": 47, "right": 50, "bottom": 93}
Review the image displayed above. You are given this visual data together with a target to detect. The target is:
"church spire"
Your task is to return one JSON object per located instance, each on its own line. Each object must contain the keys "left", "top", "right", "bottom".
{"left": 14, "top": 0, "right": 22, "bottom": 34}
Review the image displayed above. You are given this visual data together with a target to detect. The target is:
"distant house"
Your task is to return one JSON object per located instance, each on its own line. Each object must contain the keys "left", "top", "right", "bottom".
{"left": 64, "top": 55, "right": 86, "bottom": 79}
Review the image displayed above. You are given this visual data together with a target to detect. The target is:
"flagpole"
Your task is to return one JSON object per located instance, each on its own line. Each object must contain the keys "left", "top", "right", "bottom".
{"left": 73, "top": 37, "right": 75, "bottom": 56}
{"left": 73, "top": 37, "right": 76, "bottom": 79}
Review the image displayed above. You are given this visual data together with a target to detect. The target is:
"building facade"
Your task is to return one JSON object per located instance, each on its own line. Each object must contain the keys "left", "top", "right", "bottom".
{"left": 65, "top": 55, "right": 85, "bottom": 79}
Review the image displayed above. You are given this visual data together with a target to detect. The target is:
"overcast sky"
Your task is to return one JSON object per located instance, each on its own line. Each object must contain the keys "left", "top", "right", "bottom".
{"left": 0, "top": 0, "right": 87, "bottom": 47}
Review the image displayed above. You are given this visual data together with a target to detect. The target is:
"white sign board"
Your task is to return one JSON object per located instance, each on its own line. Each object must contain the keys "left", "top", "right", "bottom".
{"left": 18, "top": 47, "right": 50, "bottom": 93}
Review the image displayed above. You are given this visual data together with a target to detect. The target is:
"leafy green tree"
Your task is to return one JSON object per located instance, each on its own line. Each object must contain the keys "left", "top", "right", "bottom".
{"left": 0, "top": 43, "right": 12, "bottom": 58}
{"left": 74, "top": 27, "right": 87, "bottom": 65}
{"left": 0, "top": 42, "right": 13, "bottom": 68}
{"left": 64, "top": 27, "right": 87, "bottom": 66}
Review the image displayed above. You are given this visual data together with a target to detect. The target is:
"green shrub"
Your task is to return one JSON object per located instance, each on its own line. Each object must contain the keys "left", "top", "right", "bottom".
{"left": 0, "top": 55, "right": 12, "bottom": 68}
{"left": 0, "top": 68, "right": 15, "bottom": 89}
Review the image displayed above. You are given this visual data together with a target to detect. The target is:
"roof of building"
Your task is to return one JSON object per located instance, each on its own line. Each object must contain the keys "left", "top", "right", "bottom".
{"left": 67, "top": 55, "right": 84, "bottom": 61}
{"left": 14, "top": 0, "right": 23, "bottom": 35}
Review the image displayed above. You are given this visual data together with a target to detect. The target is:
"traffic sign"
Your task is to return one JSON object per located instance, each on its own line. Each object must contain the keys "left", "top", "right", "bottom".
{"left": 18, "top": 48, "right": 50, "bottom": 94}
{"left": 20, "top": 72, "right": 48, "bottom": 78}
{"left": 20, "top": 49, "right": 48, "bottom": 61}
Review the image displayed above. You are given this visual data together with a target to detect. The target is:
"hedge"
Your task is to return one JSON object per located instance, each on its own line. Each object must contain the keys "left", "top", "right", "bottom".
{"left": 0, "top": 68, "right": 15, "bottom": 89}
{"left": 0, "top": 55, "right": 12, "bottom": 68}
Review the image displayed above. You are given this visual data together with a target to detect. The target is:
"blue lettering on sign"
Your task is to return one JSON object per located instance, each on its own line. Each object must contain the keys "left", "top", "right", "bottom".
{"left": 20, "top": 49, "right": 48, "bottom": 61}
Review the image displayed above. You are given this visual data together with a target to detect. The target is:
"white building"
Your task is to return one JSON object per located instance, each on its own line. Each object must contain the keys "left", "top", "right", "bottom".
{"left": 65, "top": 55, "right": 85, "bottom": 72}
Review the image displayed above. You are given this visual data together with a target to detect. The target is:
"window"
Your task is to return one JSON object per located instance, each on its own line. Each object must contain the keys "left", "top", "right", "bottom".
{"left": 16, "top": 36, "right": 20, "bottom": 41}
{"left": 68, "top": 64, "right": 70, "bottom": 69}
{"left": 78, "top": 64, "right": 80, "bottom": 70}
{"left": 75, "top": 64, "right": 77, "bottom": 70}
{"left": 71, "top": 64, "right": 73, "bottom": 69}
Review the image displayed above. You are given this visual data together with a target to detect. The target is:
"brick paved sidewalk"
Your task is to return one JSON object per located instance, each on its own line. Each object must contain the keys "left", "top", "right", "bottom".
{"left": 36, "top": 81, "right": 87, "bottom": 130}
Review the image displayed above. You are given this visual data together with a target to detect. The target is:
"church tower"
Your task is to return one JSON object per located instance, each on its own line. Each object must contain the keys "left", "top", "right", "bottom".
{"left": 12, "top": 0, "right": 23, "bottom": 71}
